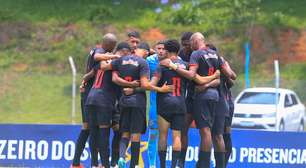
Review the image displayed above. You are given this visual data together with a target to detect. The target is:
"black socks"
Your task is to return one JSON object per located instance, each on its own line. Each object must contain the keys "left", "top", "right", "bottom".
{"left": 171, "top": 150, "right": 181, "bottom": 168}
{"left": 179, "top": 148, "right": 187, "bottom": 168}
{"left": 72, "top": 129, "right": 89, "bottom": 166}
{"left": 214, "top": 152, "right": 225, "bottom": 168}
{"left": 223, "top": 133, "right": 232, "bottom": 166}
{"left": 99, "top": 128, "right": 110, "bottom": 168}
{"left": 119, "top": 137, "right": 129, "bottom": 158}
{"left": 158, "top": 150, "right": 167, "bottom": 168}
{"left": 198, "top": 151, "right": 211, "bottom": 168}
{"left": 111, "top": 131, "right": 121, "bottom": 166}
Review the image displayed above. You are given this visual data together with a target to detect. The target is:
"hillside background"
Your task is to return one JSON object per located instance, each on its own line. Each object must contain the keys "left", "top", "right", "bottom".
{"left": 0, "top": 0, "right": 305, "bottom": 124}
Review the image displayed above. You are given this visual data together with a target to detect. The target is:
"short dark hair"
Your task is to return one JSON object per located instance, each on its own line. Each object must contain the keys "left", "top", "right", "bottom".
{"left": 137, "top": 42, "right": 150, "bottom": 52}
{"left": 156, "top": 40, "right": 166, "bottom": 46}
{"left": 127, "top": 31, "right": 140, "bottom": 39}
{"left": 164, "top": 39, "right": 180, "bottom": 54}
{"left": 116, "top": 42, "right": 131, "bottom": 52}
{"left": 181, "top": 32, "right": 193, "bottom": 41}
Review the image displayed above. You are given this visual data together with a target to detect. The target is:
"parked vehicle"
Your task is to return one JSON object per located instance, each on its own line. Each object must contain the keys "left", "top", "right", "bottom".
{"left": 232, "top": 87, "right": 305, "bottom": 131}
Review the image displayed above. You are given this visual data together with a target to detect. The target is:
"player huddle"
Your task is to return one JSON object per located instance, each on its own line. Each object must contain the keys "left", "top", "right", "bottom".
{"left": 71, "top": 31, "right": 236, "bottom": 168}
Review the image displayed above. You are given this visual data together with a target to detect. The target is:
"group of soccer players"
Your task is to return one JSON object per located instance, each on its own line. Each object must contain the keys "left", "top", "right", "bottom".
{"left": 71, "top": 30, "right": 236, "bottom": 168}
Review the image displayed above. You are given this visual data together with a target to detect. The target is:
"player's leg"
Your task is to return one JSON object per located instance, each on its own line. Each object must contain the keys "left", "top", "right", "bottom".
{"left": 212, "top": 99, "right": 226, "bottom": 168}
{"left": 179, "top": 112, "right": 193, "bottom": 168}
{"left": 171, "top": 114, "right": 184, "bottom": 168}
{"left": 223, "top": 124, "right": 232, "bottom": 166}
{"left": 212, "top": 116, "right": 226, "bottom": 168}
{"left": 148, "top": 103, "right": 158, "bottom": 168}
{"left": 193, "top": 99, "right": 215, "bottom": 168}
{"left": 224, "top": 105, "right": 234, "bottom": 166}
{"left": 87, "top": 106, "right": 100, "bottom": 167}
{"left": 129, "top": 107, "right": 147, "bottom": 168}
{"left": 97, "top": 106, "right": 113, "bottom": 168}
{"left": 71, "top": 96, "right": 90, "bottom": 168}
{"left": 157, "top": 115, "right": 170, "bottom": 168}
{"left": 71, "top": 123, "right": 89, "bottom": 168}
{"left": 118, "top": 107, "right": 131, "bottom": 168}
{"left": 111, "top": 109, "right": 121, "bottom": 168}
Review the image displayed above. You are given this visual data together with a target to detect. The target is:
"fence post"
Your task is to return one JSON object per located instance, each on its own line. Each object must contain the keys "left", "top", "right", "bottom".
{"left": 68, "top": 56, "right": 77, "bottom": 124}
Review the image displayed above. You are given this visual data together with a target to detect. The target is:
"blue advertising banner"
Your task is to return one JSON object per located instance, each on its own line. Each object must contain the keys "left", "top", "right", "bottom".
{"left": 0, "top": 124, "right": 306, "bottom": 167}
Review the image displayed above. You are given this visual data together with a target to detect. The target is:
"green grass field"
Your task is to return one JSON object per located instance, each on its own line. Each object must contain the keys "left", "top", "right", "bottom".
{"left": 0, "top": 72, "right": 82, "bottom": 123}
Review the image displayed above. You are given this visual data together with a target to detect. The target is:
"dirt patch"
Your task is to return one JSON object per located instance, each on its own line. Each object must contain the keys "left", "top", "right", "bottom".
{"left": 11, "top": 63, "right": 28, "bottom": 72}
{"left": 142, "top": 28, "right": 167, "bottom": 42}
{"left": 251, "top": 26, "right": 306, "bottom": 65}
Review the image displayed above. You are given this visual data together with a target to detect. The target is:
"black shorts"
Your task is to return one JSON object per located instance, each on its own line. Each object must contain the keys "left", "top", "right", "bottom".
{"left": 159, "top": 112, "right": 185, "bottom": 131}
{"left": 81, "top": 92, "right": 89, "bottom": 123}
{"left": 212, "top": 114, "right": 225, "bottom": 135}
{"left": 120, "top": 106, "right": 146, "bottom": 134}
{"left": 112, "top": 103, "right": 120, "bottom": 127}
{"left": 193, "top": 99, "right": 217, "bottom": 129}
{"left": 225, "top": 104, "right": 234, "bottom": 127}
{"left": 87, "top": 105, "right": 113, "bottom": 127}
{"left": 186, "top": 97, "right": 194, "bottom": 114}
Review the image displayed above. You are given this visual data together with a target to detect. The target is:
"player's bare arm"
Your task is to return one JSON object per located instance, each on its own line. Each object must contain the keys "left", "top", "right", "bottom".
{"left": 195, "top": 78, "right": 220, "bottom": 92}
{"left": 82, "top": 69, "right": 95, "bottom": 82}
{"left": 112, "top": 71, "right": 140, "bottom": 88}
{"left": 159, "top": 58, "right": 197, "bottom": 80}
{"left": 193, "top": 70, "right": 220, "bottom": 85}
{"left": 221, "top": 57, "right": 237, "bottom": 80}
{"left": 140, "top": 76, "right": 174, "bottom": 93}
{"left": 94, "top": 53, "right": 120, "bottom": 61}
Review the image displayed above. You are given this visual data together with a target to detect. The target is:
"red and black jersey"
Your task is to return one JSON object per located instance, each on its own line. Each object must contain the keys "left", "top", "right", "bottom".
{"left": 111, "top": 55, "right": 150, "bottom": 108}
{"left": 155, "top": 58, "right": 188, "bottom": 114}
{"left": 189, "top": 48, "right": 224, "bottom": 100}
{"left": 85, "top": 48, "right": 120, "bottom": 108}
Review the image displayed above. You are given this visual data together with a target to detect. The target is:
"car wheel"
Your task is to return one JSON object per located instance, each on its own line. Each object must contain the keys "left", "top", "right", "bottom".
{"left": 298, "top": 120, "right": 304, "bottom": 132}
{"left": 279, "top": 121, "right": 285, "bottom": 131}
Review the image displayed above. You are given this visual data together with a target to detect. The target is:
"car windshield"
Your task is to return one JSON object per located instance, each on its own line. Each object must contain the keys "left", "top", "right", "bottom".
{"left": 238, "top": 92, "right": 280, "bottom": 104}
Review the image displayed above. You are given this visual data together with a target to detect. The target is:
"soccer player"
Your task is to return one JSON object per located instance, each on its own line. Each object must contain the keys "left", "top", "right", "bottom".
{"left": 146, "top": 40, "right": 166, "bottom": 168}
{"left": 219, "top": 59, "right": 236, "bottom": 167}
{"left": 149, "top": 39, "right": 187, "bottom": 168}
{"left": 110, "top": 42, "right": 133, "bottom": 168}
{"left": 160, "top": 32, "right": 222, "bottom": 168}
{"left": 195, "top": 44, "right": 236, "bottom": 168}
{"left": 127, "top": 31, "right": 141, "bottom": 54}
{"left": 224, "top": 77, "right": 235, "bottom": 167}
{"left": 100, "top": 42, "right": 173, "bottom": 168}
{"left": 71, "top": 34, "right": 118, "bottom": 168}
{"left": 85, "top": 33, "right": 118, "bottom": 168}
{"left": 177, "top": 32, "right": 195, "bottom": 168}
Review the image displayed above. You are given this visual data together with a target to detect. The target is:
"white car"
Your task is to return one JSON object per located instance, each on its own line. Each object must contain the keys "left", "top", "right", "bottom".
{"left": 232, "top": 87, "right": 305, "bottom": 131}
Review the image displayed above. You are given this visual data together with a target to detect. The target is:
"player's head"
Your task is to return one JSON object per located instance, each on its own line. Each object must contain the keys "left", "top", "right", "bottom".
{"left": 102, "top": 33, "right": 117, "bottom": 52}
{"left": 127, "top": 31, "right": 141, "bottom": 52}
{"left": 181, "top": 31, "right": 193, "bottom": 54}
{"left": 115, "top": 42, "right": 131, "bottom": 56}
{"left": 190, "top": 32, "right": 205, "bottom": 50}
{"left": 155, "top": 40, "right": 166, "bottom": 60}
{"left": 135, "top": 42, "right": 150, "bottom": 58}
{"left": 164, "top": 39, "right": 180, "bottom": 58}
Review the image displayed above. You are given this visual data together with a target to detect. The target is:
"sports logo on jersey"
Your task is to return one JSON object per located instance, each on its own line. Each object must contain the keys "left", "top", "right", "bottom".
{"left": 204, "top": 53, "right": 218, "bottom": 59}
{"left": 122, "top": 59, "right": 139, "bottom": 66}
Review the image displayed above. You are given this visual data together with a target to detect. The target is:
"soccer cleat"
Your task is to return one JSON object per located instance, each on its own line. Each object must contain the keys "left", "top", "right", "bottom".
{"left": 110, "top": 165, "right": 118, "bottom": 168}
{"left": 70, "top": 164, "right": 84, "bottom": 168}
{"left": 149, "top": 166, "right": 156, "bottom": 168}
{"left": 118, "top": 157, "right": 126, "bottom": 168}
